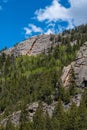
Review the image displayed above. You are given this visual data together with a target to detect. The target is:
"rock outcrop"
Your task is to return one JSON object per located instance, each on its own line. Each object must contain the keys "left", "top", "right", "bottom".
{"left": 3, "top": 34, "right": 59, "bottom": 57}
{"left": 61, "top": 42, "right": 87, "bottom": 87}
{"left": 61, "top": 64, "right": 72, "bottom": 87}
{"left": 0, "top": 101, "right": 57, "bottom": 126}
{"left": 0, "top": 97, "right": 81, "bottom": 126}
{"left": 73, "top": 42, "right": 87, "bottom": 87}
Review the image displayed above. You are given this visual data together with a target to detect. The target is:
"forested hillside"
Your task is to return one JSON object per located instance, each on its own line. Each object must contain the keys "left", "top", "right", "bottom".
{"left": 0, "top": 24, "right": 87, "bottom": 130}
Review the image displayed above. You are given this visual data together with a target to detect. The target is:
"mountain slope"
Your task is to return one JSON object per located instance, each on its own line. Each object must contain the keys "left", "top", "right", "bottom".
{"left": 0, "top": 24, "right": 87, "bottom": 130}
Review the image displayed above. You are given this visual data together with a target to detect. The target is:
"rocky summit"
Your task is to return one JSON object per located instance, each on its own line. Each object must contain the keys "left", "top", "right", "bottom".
{"left": 3, "top": 34, "right": 59, "bottom": 57}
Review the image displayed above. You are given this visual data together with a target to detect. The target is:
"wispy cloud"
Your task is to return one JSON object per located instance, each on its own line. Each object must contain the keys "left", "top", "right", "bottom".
{"left": 24, "top": 27, "right": 32, "bottom": 35}
{"left": 24, "top": 24, "right": 43, "bottom": 36}
{"left": 29, "top": 24, "right": 43, "bottom": 33}
{"left": 45, "top": 28, "right": 55, "bottom": 34}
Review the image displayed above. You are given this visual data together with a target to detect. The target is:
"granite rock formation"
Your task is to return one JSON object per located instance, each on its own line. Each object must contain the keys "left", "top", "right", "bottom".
{"left": 61, "top": 64, "right": 72, "bottom": 87}
{"left": 0, "top": 101, "right": 57, "bottom": 126}
{"left": 73, "top": 42, "right": 87, "bottom": 87}
{"left": 61, "top": 42, "right": 87, "bottom": 87}
{"left": 3, "top": 34, "right": 59, "bottom": 57}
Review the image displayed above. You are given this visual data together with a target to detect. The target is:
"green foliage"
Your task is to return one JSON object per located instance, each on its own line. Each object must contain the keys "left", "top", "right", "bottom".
{"left": 33, "top": 102, "right": 46, "bottom": 130}
{"left": 5, "top": 119, "right": 16, "bottom": 130}
{"left": 69, "top": 66, "right": 77, "bottom": 96}
{"left": 45, "top": 111, "right": 53, "bottom": 130}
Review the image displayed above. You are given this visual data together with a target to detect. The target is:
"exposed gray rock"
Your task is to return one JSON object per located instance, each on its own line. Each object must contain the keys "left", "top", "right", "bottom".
{"left": 63, "top": 94, "right": 81, "bottom": 110}
{"left": 61, "top": 42, "right": 87, "bottom": 87}
{"left": 0, "top": 111, "right": 21, "bottom": 126}
{"left": 61, "top": 64, "right": 72, "bottom": 87}
{"left": 72, "top": 94, "right": 81, "bottom": 106}
{"left": 0, "top": 101, "right": 57, "bottom": 126}
{"left": 0, "top": 96, "right": 81, "bottom": 126}
{"left": 3, "top": 34, "right": 59, "bottom": 57}
{"left": 73, "top": 42, "right": 87, "bottom": 87}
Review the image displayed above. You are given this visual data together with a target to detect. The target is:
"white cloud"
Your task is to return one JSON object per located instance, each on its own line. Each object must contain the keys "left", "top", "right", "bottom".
{"left": 24, "top": 27, "right": 32, "bottom": 35}
{"left": 35, "top": 0, "right": 70, "bottom": 22}
{"left": 47, "top": 23, "right": 55, "bottom": 27}
{"left": 45, "top": 28, "right": 55, "bottom": 34}
{"left": 24, "top": 24, "right": 43, "bottom": 36}
{"left": 35, "top": 0, "right": 87, "bottom": 29}
{"left": 69, "top": 0, "right": 87, "bottom": 26}
{"left": 28, "top": 24, "right": 43, "bottom": 33}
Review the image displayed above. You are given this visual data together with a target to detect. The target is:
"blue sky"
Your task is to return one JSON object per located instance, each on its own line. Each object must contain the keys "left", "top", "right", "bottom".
{"left": 0, "top": 0, "right": 87, "bottom": 50}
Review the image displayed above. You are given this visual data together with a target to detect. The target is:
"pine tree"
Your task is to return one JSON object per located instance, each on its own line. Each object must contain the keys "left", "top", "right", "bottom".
{"left": 69, "top": 66, "right": 77, "bottom": 96}
{"left": 33, "top": 102, "right": 46, "bottom": 130}
{"left": 78, "top": 99, "right": 87, "bottom": 129}
{"left": 52, "top": 99, "right": 64, "bottom": 130}
{"left": 68, "top": 102, "right": 79, "bottom": 130}
{"left": 19, "top": 104, "right": 29, "bottom": 130}
{"left": 45, "top": 111, "right": 52, "bottom": 130}
{"left": 5, "top": 119, "right": 15, "bottom": 130}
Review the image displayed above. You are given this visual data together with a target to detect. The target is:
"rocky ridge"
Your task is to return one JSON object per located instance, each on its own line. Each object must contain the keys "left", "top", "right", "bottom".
{"left": 3, "top": 34, "right": 59, "bottom": 57}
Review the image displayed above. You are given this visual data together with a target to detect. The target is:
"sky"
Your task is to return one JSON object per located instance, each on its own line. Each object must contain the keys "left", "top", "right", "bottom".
{"left": 0, "top": 0, "right": 87, "bottom": 50}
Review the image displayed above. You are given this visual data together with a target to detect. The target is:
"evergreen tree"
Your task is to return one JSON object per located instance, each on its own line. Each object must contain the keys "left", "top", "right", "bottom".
{"left": 5, "top": 119, "right": 15, "bottom": 130}
{"left": 45, "top": 111, "right": 52, "bottom": 130}
{"left": 68, "top": 102, "right": 79, "bottom": 130}
{"left": 19, "top": 104, "right": 29, "bottom": 130}
{"left": 69, "top": 66, "right": 77, "bottom": 96}
{"left": 52, "top": 99, "right": 64, "bottom": 130}
{"left": 78, "top": 99, "right": 87, "bottom": 129}
{"left": 33, "top": 102, "right": 46, "bottom": 130}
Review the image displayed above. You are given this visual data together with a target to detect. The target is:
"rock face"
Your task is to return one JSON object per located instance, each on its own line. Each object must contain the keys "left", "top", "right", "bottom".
{"left": 3, "top": 34, "right": 58, "bottom": 57}
{"left": 61, "top": 64, "right": 72, "bottom": 87}
{"left": 0, "top": 111, "right": 21, "bottom": 126}
{"left": 61, "top": 42, "right": 87, "bottom": 87}
{"left": 73, "top": 42, "right": 87, "bottom": 87}
{"left": 0, "top": 98, "right": 81, "bottom": 126}
{"left": 0, "top": 101, "right": 57, "bottom": 126}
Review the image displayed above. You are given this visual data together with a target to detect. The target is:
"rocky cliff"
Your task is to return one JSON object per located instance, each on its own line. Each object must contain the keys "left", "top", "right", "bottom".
{"left": 61, "top": 42, "right": 87, "bottom": 87}
{"left": 3, "top": 34, "right": 59, "bottom": 57}
{"left": 73, "top": 42, "right": 87, "bottom": 87}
